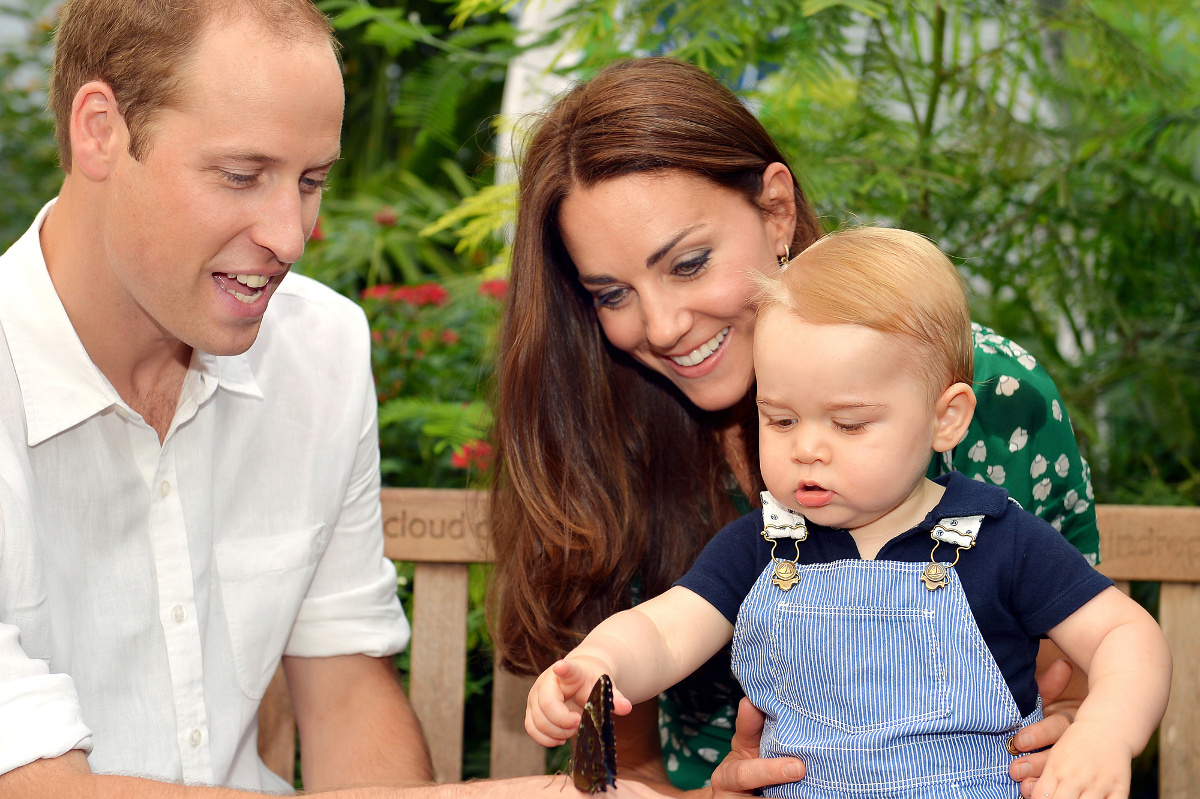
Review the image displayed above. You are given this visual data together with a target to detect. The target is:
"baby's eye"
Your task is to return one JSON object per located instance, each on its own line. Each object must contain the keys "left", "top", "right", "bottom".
{"left": 833, "top": 420, "right": 869, "bottom": 433}
{"left": 766, "top": 417, "right": 796, "bottom": 430}
{"left": 593, "top": 287, "right": 629, "bottom": 310}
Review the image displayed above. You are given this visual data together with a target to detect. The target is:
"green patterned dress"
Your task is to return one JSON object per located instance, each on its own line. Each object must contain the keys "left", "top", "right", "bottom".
{"left": 658, "top": 324, "right": 1100, "bottom": 790}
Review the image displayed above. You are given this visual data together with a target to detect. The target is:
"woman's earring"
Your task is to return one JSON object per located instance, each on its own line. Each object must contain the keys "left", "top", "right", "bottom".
{"left": 778, "top": 245, "right": 791, "bottom": 269}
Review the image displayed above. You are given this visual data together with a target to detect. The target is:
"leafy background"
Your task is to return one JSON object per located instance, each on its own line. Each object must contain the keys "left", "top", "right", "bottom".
{"left": 2, "top": 0, "right": 1197, "bottom": 793}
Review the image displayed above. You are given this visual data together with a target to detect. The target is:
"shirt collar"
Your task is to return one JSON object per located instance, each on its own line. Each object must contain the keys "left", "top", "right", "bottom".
{"left": 0, "top": 200, "right": 262, "bottom": 447}
{"left": 921, "top": 471, "right": 1013, "bottom": 527}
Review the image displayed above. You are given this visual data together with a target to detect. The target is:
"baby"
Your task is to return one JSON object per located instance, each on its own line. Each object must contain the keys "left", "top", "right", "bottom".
{"left": 526, "top": 227, "right": 1171, "bottom": 798}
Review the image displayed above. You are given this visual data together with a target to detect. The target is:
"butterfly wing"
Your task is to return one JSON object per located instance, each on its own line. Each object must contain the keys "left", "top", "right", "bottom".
{"left": 569, "top": 674, "right": 618, "bottom": 793}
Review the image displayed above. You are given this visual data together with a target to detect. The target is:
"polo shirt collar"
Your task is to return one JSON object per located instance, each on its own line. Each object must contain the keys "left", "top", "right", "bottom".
{"left": 921, "top": 471, "right": 1013, "bottom": 526}
{"left": 0, "top": 200, "right": 262, "bottom": 447}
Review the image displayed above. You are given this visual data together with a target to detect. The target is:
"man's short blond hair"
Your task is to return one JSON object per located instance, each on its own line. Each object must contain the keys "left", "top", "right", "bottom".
{"left": 758, "top": 227, "right": 974, "bottom": 400}
{"left": 48, "top": 0, "right": 337, "bottom": 170}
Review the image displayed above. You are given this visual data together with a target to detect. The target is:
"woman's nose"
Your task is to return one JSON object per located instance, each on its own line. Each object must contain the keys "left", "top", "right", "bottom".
{"left": 641, "top": 289, "right": 692, "bottom": 351}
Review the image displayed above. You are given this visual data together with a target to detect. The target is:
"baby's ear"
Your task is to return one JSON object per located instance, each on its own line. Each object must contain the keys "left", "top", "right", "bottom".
{"left": 932, "top": 383, "right": 976, "bottom": 453}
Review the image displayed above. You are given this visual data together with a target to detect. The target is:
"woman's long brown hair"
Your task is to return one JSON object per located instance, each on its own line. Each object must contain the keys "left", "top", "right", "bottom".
{"left": 489, "top": 57, "right": 822, "bottom": 675}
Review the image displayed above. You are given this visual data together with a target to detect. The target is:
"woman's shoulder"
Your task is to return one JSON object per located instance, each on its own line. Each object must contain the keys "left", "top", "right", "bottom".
{"left": 971, "top": 323, "right": 1059, "bottom": 389}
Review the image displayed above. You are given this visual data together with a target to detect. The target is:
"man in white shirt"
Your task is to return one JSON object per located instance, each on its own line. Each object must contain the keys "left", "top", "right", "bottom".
{"left": 0, "top": 1, "right": 671, "bottom": 798}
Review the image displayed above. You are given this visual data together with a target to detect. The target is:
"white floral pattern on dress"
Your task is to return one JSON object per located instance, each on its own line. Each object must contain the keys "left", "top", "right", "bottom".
{"left": 1055, "top": 453, "right": 1071, "bottom": 478}
{"left": 986, "top": 465, "right": 1006, "bottom": 485}
{"left": 968, "top": 441, "right": 987, "bottom": 462}
{"left": 1008, "top": 427, "right": 1028, "bottom": 452}
{"left": 1033, "top": 478, "right": 1052, "bottom": 501}
{"left": 1052, "top": 399, "right": 1062, "bottom": 422}
{"left": 1030, "top": 454, "right": 1047, "bottom": 478}
{"left": 996, "top": 375, "right": 1020, "bottom": 396}
{"left": 1064, "top": 489, "right": 1080, "bottom": 511}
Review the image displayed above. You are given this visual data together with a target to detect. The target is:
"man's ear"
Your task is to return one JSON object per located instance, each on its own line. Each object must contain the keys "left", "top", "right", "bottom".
{"left": 70, "top": 80, "right": 128, "bottom": 181}
{"left": 758, "top": 162, "right": 797, "bottom": 262}
{"left": 932, "top": 382, "right": 976, "bottom": 453}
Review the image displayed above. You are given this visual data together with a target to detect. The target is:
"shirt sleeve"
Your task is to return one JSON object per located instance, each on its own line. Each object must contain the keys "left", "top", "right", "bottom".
{"left": 932, "top": 324, "right": 1100, "bottom": 564}
{"left": 0, "top": 477, "right": 93, "bottom": 776}
{"left": 676, "top": 512, "right": 767, "bottom": 625}
{"left": 284, "top": 307, "right": 409, "bottom": 659}
{"left": 1002, "top": 503, "right": 1113, "bottom": 637}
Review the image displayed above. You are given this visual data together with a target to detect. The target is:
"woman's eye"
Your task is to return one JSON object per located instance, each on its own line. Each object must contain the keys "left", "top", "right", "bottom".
{"left": 593, "top": 287, "right": 629, "bottom": 309}
{"left": 672, "top": 250, "right": 711, "bottom": 278}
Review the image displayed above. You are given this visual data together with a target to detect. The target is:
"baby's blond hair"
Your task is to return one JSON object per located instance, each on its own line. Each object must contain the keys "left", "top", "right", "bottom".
{"left": 758, "top": 227, "right": 973, "bottom": 400}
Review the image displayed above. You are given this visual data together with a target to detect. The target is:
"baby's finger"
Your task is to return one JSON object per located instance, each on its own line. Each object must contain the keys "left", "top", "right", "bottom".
{"left": 611, "top": 685, "right": 634, "bottom": 717}
{"left": 1032, "top": 773, "right": 1060, "bottom": 799}
{"left": 524, "top": 706, "right": 566, "bottom": 747}
{"left": 525, "top": 701, "right": 579, "bottom": 746}
{"left": 551, "top": 659, "right": 593, "bottom": 699}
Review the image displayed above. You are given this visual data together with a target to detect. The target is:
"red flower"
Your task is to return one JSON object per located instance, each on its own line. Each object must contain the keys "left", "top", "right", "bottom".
{"left": 440, "top": 329, "right": 460, "bottom": 345}
{"left": 360, "top": 283, "right": 395, "bottom": 301}
{"left": 309, "top": 216, "right": 325, "bottom": 242}
{"left": 391, "top": 283, "right": 449, "bottom": 307}
{"left": 374, "top": 206, "right": 399, "bottom": 227}
{"left": 370, "top": 330, "right": 383, "bottom": 343}
{"left": 478, "top": 278, "right": 507, "bottom": 300}
{"left": 450, "top": 440, "right": 493, "bottom": 471}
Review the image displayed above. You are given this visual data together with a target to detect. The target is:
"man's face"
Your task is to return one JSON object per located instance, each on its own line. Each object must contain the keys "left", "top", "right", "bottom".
{"left": 101, "top": 15, "right": 344, "bottom": 356}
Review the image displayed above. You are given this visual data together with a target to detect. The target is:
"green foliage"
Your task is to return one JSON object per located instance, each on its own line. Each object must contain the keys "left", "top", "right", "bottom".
{"left": 355, "top": 274, "right": 503, "bottom": 487}
{"left": 0, "top": 1, "right": 60, "bottom": 251}
{"left": 440, "top": 0, "right": 1200, "bottom": 511}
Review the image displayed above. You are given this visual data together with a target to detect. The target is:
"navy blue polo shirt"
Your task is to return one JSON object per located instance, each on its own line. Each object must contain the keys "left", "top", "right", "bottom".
{"left": 677, "top": 472, "right": 1112, "bottom": 716}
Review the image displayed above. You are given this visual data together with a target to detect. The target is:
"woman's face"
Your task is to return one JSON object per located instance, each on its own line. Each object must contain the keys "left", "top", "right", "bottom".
{"left": 558, "top": 168, "right": 795, "bottom": 412}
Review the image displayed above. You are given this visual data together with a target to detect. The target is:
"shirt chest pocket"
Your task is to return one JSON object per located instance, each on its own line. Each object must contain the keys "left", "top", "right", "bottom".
{"left": 214, "top": 524, "right": 329, "bottom": 700}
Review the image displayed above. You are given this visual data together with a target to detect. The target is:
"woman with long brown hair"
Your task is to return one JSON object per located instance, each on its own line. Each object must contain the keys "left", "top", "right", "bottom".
{"left": 489, "top": 57, "right": 1094, "bottom": 797}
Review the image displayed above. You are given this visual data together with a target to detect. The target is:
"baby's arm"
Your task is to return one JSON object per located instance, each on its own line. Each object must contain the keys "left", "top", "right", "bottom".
{"left": 1036, "top": 586, "right": 1172, "bottom": 798}
{"left": 525, "top": 586, "right": 734, "bottom": 747}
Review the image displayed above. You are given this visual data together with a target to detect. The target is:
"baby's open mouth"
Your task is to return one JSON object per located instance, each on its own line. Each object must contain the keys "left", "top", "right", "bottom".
{"left": 795, "top": 484, "right": 833, "bottom": 508}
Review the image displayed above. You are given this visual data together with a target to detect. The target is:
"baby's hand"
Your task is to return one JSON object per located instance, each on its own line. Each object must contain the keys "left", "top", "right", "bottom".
{"left": 1025, "top": 720, "right": 1133, "bottom": 798}
{"left": 525, "top": 658, "right": 631, "bottom": 747}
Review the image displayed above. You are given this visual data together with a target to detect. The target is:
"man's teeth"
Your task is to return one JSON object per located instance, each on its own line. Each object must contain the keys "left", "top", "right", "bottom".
{"left": 222, "top": 274, "right": 267, "bottom": 303}
{"left": 671, "top": 328, "right": 728, "bottom": 367}
{"left": 230, "top": 273, "right": 269, "bottom": 289}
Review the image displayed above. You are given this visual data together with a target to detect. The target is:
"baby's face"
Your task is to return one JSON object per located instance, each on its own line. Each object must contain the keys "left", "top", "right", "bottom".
{"left": 754, "top": 308, "right": 942, "bottom": 533}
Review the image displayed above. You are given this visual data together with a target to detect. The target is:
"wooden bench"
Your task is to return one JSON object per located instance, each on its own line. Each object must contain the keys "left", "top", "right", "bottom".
{"left": 257, "top": 493, "right": 1200, "bottom": 795}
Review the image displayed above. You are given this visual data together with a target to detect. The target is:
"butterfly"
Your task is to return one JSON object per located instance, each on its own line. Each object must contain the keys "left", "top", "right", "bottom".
{"left": 569, "top": 674, "right": 618, "bottom": 793}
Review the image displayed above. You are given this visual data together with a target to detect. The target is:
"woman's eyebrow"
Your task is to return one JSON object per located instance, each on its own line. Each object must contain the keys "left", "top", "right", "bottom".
{"left": 646, "top": 224, "right": 703, "bottom": 268}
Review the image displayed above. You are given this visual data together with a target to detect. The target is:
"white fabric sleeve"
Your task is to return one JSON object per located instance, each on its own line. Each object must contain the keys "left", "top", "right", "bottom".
{"left": 0, "top": 623, "right": 93, "bottom": 775}
{"left": 0, "top": 482, "right": 93, "bottom": 776}
{"left": 284, "top": 312, "right": 409, "bottom": 659}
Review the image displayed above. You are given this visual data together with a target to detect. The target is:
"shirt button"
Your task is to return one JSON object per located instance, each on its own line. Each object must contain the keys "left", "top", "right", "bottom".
{"left": 189, "top": 729, "right": 202, "bottom": 747}
{"left": 171, "top": 605, "right": 187, "bottom": 623}
{"left": 158, "top": 481, "right": 171, "bottom": 498}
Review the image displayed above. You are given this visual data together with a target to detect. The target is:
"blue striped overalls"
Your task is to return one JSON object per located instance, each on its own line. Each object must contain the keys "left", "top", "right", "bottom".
{"left": 731, "top": 512, "right": 1043, "bottom": 798}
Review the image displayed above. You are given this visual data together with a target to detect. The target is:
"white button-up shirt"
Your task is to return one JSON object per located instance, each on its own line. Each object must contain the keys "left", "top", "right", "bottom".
{"left": 0, "top": 203, "right": 410, "bottom": 791}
